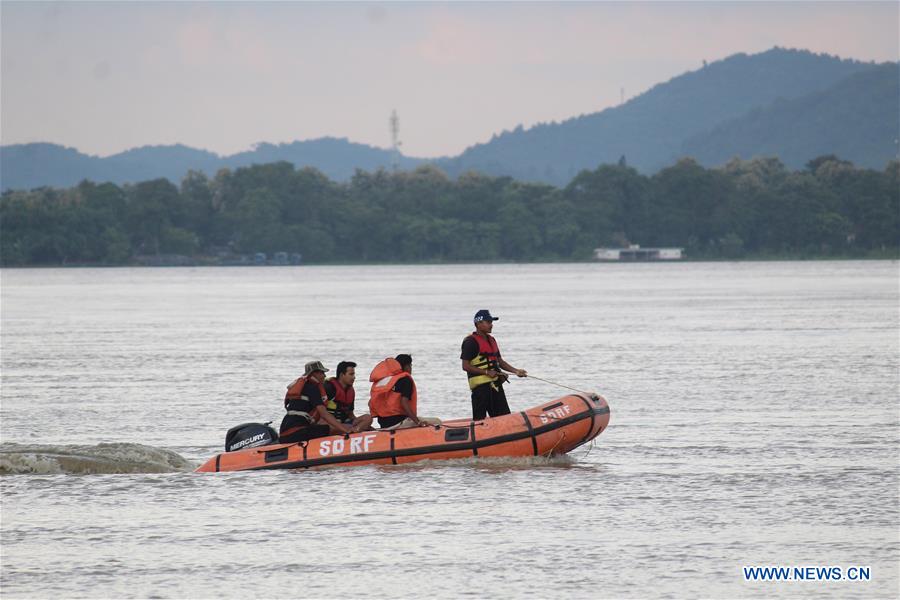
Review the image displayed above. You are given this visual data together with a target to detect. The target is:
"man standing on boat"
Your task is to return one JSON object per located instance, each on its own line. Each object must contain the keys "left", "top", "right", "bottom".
{"left": 461, "top": 309, "right": 527, "bottom": 420}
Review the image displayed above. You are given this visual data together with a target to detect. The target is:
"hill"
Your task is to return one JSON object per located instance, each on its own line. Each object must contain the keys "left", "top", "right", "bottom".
{"left": 220, "top": 138, "right": 425, "bottom": 180}
{"left": 0, "top": 143, "right": 108, "bottom": 190}
{"left": 0, "top": 138, "right": 425, "bottom": 191}
{"left": 436, "top": 48, "right": 882, "bottom": 184}
{"left": 681, "top": 63, "right": 899, "bottom": 169}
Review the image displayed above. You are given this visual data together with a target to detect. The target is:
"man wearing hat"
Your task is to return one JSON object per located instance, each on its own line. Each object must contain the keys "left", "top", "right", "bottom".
{"left": 460, "top": 310, "right": 527, "bottom": 420}
{"left": 279, "top": 360, "right": 352, "bottom": 443}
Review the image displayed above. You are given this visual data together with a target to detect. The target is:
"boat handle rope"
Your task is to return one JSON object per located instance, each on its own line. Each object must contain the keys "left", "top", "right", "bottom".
{"left": 544, "top": 431, "right": 567, "bottom": 457}
{"left": 523, "top": 410, "right": 564, "bottom": 421}
{"left": 255, "top": 439, "right": 307, "bottom": 454}
{"left": 581, "top": 437, "right": 597, "bottom": 458}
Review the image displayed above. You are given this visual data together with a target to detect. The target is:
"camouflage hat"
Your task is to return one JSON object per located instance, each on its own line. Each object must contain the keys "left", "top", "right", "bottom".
{"left": 303, "top": 360, "right": 329, "bottom": 376}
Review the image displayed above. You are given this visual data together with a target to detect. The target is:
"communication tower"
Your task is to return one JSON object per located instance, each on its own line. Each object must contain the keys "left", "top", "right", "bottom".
{"left": 389, "top": 109, "right": 402, "bottom": 171}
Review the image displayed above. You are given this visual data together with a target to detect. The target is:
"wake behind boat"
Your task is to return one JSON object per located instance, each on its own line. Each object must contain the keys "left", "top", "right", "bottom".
{"left": 196, "top": 392, "right": 610, "bottom": 472}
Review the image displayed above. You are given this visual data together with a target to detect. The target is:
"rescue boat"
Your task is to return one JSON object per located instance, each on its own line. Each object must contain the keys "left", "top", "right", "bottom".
{"left": 195, "top": 392, "right": 610, "bottom": 472}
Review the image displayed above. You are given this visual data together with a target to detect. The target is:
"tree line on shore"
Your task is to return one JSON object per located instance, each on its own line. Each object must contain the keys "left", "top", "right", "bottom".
{"left": 1, "top": 155, "right": 897, "bottom": 266}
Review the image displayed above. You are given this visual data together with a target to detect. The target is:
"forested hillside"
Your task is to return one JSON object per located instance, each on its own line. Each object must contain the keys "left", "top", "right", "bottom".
{"left": 437, "top": 48, "right": 886, "bottom": 183}
{"left": 2, "top": 156, "right": 897, "bottom": 266}
{"left": 682, "top": 63, "right": 900, "bottom": 169}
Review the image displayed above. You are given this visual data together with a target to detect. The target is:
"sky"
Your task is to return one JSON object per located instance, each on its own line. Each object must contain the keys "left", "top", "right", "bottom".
{"left": 1, "top": 1, "right": 897, "bottom": 159}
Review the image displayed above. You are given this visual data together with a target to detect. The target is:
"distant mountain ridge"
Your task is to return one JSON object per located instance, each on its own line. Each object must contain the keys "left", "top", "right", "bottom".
{"left": 435, "top": 48, "right": 894, "bottom": 183}
{"left": 0, "top": 138, "right": 427, "bottom": 191}
{"left": 681, "top": 63, "right": 900, "bottom": 169}
{"left": 2, "top": 47, "right": 897, "bottom": 191}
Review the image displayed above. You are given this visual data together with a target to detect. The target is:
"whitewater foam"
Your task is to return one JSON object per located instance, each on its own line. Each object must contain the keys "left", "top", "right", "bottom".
{"left": 0, "top": 442, "right": 195, "bottom": 475}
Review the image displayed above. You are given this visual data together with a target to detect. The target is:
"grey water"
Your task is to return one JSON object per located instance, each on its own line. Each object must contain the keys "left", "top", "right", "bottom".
{"left": 1, "top": 262, "right": 897, "bottom": 598}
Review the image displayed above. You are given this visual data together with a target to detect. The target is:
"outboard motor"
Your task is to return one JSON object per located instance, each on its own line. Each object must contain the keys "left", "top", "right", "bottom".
{"left": 225, "top": 422, "right": 279, "bottom": 452}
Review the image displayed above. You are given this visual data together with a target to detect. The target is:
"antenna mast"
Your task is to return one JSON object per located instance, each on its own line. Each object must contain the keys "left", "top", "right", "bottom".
{"left": 389, "top": 109, "right": 401, "bottom": 172}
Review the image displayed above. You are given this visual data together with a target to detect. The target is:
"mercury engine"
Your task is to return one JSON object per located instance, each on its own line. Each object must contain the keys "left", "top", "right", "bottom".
{"left": 224, "top": 422, "right": 279, "bottom": 452}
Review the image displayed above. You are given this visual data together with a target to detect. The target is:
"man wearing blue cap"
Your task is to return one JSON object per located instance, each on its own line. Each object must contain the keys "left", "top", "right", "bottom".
{"left": 460, "top": 309, "right": 527, "bottom": 419}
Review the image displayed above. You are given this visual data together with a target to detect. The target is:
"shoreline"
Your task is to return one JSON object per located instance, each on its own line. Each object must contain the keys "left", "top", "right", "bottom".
{"left": 2, "top": 254, "right": 897, "bottom": 269}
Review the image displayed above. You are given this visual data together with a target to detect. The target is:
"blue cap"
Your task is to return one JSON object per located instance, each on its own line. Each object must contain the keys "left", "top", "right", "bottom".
{"left": 474, "top": 309, "right": 499, "bottom": 323}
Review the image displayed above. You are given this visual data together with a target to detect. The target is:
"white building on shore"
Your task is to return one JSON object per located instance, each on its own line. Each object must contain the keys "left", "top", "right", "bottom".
{"left": 593, "top": 244, "right": 683, "bottom": 261}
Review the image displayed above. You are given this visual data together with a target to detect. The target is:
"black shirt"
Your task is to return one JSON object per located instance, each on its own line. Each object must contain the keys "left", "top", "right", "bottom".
{"left": 393, "top": 376, "right": 412, "bottom": 399}
{"left": 285, "top": 381, "right": 325, "bottom": 415}
{"left": 301, "top": 381, "right": 325, "bottom": 407}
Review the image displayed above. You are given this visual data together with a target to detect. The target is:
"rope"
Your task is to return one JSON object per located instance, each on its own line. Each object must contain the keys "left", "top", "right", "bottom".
{"left": 524, "top": 374, "right": 593, "bottom": 396}
{"left": 544, "top": 431, "right": 567, "bottom": 457}
{"left": 581, "top": 437, "right": 596, "bottom": 459}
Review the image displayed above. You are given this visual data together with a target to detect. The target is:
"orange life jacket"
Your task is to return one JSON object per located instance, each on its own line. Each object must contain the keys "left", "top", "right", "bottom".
{"left": 466, "top": 332, "right": 501, "bottom": 390}
{"left": 284, "top": 376, "right": 327, "bottom": 422}
{"left": 368, "top": 358, "right": 417, "bottom": 418}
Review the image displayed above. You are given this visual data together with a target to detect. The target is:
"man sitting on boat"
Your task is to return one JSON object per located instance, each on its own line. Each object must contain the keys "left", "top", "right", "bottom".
{"left": 461, "top": 309, "right": 527, "bottom": 420}
{"left": 323, "top": 360, "right": 373, "bottom": 433}
{"left": 369, "top": 354, "right": 439, "bottom": 429}
{"left": 279, "top": 360, "right": 353, "bottom": 443}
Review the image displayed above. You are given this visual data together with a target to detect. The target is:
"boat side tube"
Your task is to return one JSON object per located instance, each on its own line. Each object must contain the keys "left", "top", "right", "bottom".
{"left": 195, "top": 393, "right": 610, "bottom": 472}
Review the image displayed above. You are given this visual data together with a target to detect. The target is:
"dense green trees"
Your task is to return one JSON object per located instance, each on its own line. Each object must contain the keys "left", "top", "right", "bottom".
{"left": 1, "top": 156, "right": 897, "bottom": 266}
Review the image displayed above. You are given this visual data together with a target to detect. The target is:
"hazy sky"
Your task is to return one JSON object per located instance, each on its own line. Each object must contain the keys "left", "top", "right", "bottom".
{"left": 2, "top": 1, "right": 897, "bottom": 158}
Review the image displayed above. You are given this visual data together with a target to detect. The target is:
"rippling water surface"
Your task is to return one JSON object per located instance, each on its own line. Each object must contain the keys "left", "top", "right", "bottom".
{"left": 1, "top": 262, "right": 897, "bottom": 598}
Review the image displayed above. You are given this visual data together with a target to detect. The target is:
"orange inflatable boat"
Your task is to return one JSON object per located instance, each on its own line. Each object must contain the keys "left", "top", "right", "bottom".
{"left": 196, "top": 392, "right": 610, "bottom": 472}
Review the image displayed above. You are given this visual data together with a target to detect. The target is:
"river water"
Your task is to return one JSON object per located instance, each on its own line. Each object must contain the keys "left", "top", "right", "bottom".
{"left": 1, "top": 262, "right": 897, "bottom": 598}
